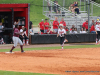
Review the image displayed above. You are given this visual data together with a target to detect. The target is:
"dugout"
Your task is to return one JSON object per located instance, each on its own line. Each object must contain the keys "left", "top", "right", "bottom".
{"left": 0, "top": 4, "right": 30, "bottom": 44}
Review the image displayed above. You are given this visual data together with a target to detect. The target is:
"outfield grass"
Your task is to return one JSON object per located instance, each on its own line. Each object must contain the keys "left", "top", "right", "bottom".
{"left": 0, "top": 44, "right": 100, "bottom": 52}
{"left": 0, "top": 70, "right": 54, "bottom": 75}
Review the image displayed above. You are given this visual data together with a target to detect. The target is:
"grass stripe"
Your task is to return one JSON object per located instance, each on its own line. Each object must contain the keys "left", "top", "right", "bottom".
{"left": 1, "top": 44, "right": 100, "bottom": 52}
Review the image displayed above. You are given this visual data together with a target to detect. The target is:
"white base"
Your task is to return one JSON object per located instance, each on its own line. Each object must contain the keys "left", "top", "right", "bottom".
{"left": 5, "top": 52, "right": 14, "bottom": 54}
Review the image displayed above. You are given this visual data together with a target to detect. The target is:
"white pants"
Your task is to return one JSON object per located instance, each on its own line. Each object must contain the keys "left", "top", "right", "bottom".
{"left": 13, "top": 36, "right": 23, "bottom": 47}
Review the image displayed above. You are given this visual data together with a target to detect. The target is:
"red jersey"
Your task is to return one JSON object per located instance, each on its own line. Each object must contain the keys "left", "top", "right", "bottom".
{"left": 47, "top": 30, "right": 52, "bottom": 34}
{"left": 60, "top": 21, "right": 66, "bottom": 26}
{"left": 53, "top": 20, "right": 59, "bottom": 29}
{"left": 39, "top": 22, "right": 44, "bottom": 30}
{"left": 44, "top": 22, "right": 49, "bottom": 30}
{"left": 65, "top": 29, "right": 68, "bottom": 31}
{"left": 13, "top": 28, "right": 19, "bottom": 37}
{"left": 90, "top": 25, "right": 95, "bottom": 32}
{"left": 82, "top": 22, "right": 88, "bottom": 29}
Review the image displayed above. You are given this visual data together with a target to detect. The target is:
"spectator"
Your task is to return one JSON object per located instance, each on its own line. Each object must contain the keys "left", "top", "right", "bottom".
{"left": 53, "top": 17, "right": 59, "bottom": 33}
{"left": 81, "top": 28, "right": 87, "bottom": 33}
{"left": 70, "top": 25, "right": 75, "bottom": 32}
{"left": 74, "top": 28, "right": 78, "bottom": 34}
{"left": 30, "top": 25, "right": 34, "bottom": 35}
{"left": 90, "top": 23, "right": 96, "bottom": 33}
{"left": 56, "top": 1, "right": 61, "bottom": 14}
{"left": 74, "top": 5, "right": 80, "bottom": 14}
{"left": 70, "top": 27, "right": 75, "bottom": 34}
{"left": 53, "top": 1, "right": 57, "bottom": 13}
{"left": 47, "top": 0, "right": 51, "bottom": 14}
{"left": 96, "top": 19, "right": 99, "bottom": 24}
{"left": 90, "top": 20, "right": 95, "bottom": 28}
{"left": 60, "top": 18, "right": 66, "bottom": 28}
{"left": 73, "top": 2, "right": 76, "bottom": 6}
{"left": 44, "top": 19, "right": 49, "bottom": 33}
{"left": 69, "top": 4, "right": 73, "bottom": 12}
{"left": 29, "top": 21, "right": 33, "bottom": 31}
{"left": 0, "top": 36, "right": 5, "bottom": 44}
{"left": 65, "top": 26, "right": 69, "bottom": 32}
{"left": 75, "top": 1, "right": 78, "bottom": 6}
{"left": 82, "top": 20, "right": 88, "bottom": 31}
{"left": 0, "top": 22, "right": 4, "bottom": 38}
{"left": 47, "top": 27, "right": 53, "bottom": 34}
{"left": 38, "top": 19, "right": 44, "bottom": 33}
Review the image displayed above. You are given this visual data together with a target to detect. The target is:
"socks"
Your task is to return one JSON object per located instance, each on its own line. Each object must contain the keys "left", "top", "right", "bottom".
{"left": 96, "top": 38, "right": 98, "bottom": 44}
{"left": 23, "top": 39, "right": 25, "bottom": 44}
{"left": 26, "top": 39, "right": 29, "bottom": 44}
{"left": 10, "top": 46, "right": 15, "bottom": 52}
{"left": 20, "top": 45, "right": 24, "bottom": 52}
{"left": 62, "top": 46, "right": 63, "bottom": 49}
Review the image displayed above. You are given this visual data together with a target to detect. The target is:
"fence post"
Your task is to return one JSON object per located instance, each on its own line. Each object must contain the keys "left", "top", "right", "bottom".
{"left": 80, "top": 0, "right": 81, "bottom": 11}
{"left": 88, "top": 0, "right": 90, "bottom": 33}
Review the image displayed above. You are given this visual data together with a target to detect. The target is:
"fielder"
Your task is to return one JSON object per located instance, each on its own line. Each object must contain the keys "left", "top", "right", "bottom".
{"left": 9, "top": 24, "right": 24, "bottom": 53}
{"left": 57, "top": 24, "right": 68, "bottom": 50}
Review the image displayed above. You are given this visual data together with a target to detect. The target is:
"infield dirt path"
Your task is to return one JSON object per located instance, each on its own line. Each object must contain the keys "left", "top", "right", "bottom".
{"left": 0, "top": 47, "right": 100, "bottom": 75}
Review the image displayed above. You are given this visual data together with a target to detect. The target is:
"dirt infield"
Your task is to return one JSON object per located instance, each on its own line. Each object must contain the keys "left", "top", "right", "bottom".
{"left": 0, "top": 48, "right": 100, "bottom": 75}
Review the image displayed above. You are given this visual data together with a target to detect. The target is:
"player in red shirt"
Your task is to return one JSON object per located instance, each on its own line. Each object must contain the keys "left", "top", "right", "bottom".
{"left": 82, "top": 20, "right": 88, "bottom": 31}
{"left": 53, "top": 17, "right": 59, "bottom": 33}
{"left": 90, "top": 24, "right": 96, "bottom": 33}
{"left": 9, "top": 24, "right": 24, "bottom": 53}
{"left": 47, "top": 27, "right": 53, "bottom": 34}
{"left": 38, "top": 19, "right": 44, "bottom": 33}
{"left": 44, "top": 19, "right": 49, "bottom": 33}
{"left": 60, "top": 18, "right": 66, "bottom": 28}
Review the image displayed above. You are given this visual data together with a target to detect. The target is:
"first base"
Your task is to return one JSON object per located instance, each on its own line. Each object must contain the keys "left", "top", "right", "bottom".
{"left": 5, "top": 52, "right": 14, "bottom": 54}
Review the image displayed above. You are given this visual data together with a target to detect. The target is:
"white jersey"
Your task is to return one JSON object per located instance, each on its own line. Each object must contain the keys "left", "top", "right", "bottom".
{"left": 58, "top": 29, "right": 66, "bottom": 37}
{"left": 20, "top": 29, "right": 26, "bottom": 35}
{"left": 95, "top": 24, "right": 100, "bottom": 31}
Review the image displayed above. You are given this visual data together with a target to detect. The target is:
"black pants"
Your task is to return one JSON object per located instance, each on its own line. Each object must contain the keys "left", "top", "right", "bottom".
{"left": 0, "top": 32, "right": 3, "bottom": 38}
{"left": 97, "top": 31, "right": 100, "bottom": 40}
{"left": 60, "top": 37, "right": 65, "bottom": 45}
{"left": 40, "top": 30, "right": 44, "bottom": 33}
{"left": 19, "top": 35, "right": 29, "bottom": 42}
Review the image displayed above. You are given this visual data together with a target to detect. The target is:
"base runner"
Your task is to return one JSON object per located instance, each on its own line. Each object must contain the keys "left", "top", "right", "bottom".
{"left": 95, "top": 21, "right": 100, "bottom": 44}
{"left": 57, "top": 24, "right": 68, "bottom": 50}
{"left": 9, "top": 24, "right": 24, "bottom": 53}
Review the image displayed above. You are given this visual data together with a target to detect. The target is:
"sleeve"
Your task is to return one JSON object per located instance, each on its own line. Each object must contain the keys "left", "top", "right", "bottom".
{"left": 20, "top": 29, "right": 23, "bottom": 32}
{"left": 82, "top": 23, "right": 85, "bottom": 27}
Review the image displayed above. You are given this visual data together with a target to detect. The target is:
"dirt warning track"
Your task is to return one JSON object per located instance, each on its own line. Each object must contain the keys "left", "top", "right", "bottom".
{"left": 0, "top": 48, "right": 100, "bottom": 75}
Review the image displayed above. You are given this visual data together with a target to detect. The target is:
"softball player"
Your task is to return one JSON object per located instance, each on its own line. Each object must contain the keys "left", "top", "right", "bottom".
{"left": 57, "top": 24, "right": 68, "bottom": 50}
{"left": 10, "top": 24, "right": 24, "bottom": 53}
{"left": 95, "top": 21, "right": 100, "bottom": 44}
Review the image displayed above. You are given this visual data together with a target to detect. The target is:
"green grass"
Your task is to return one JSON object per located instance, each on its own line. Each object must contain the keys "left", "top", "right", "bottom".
{"left": 0, "top": 44, "right": 100, "bottom": 52}
{"left": 0, "top": 70, "right": 54, "bottom": 75}
{"left": 0, "top": 0, "right": 47, "bottom": 26}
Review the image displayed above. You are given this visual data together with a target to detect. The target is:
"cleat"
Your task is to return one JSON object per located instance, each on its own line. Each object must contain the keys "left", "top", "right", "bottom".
{"left": 21, "top": 50, "right": 25, "bottom": 53}
{"left": 26, "top": 44, "right": 29, "bottom": 45}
